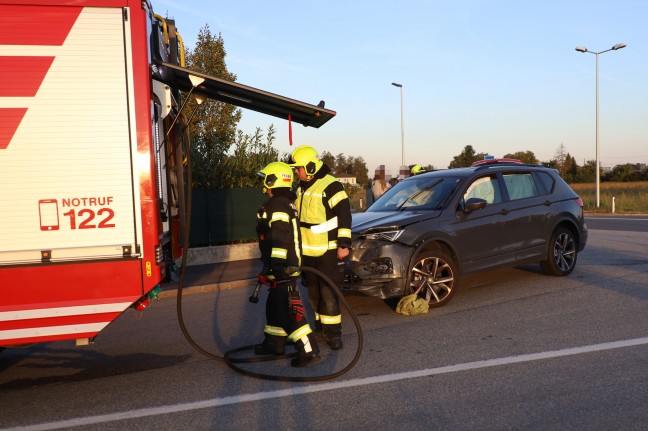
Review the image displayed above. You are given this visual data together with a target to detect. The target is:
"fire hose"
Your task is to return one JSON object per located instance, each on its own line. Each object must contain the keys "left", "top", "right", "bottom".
{"left": 176, "top": 260, "right": 363, "bottom": 382}
{"left": 223, "top": 265, "right": 364, "bottom": 381}
{"left": 173, "top": 120, "right": 362, "bottom": 382}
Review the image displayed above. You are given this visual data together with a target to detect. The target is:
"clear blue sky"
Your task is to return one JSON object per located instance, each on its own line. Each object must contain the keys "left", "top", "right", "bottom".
{"left": 156, "top": 0, "right": 648, "bottom": 177}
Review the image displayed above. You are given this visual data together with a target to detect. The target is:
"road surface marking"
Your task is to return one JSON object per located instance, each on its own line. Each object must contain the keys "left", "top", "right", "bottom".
{"left": 5, "top": 336, "right": 648, "bottom": 431}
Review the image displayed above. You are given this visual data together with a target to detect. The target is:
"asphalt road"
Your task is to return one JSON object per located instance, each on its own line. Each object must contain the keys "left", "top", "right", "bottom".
{"left": 1, "top": 219, "right": 647, "bottom": 431}
{"left": 585, "top": 214, "right": 648, "bottom": 232}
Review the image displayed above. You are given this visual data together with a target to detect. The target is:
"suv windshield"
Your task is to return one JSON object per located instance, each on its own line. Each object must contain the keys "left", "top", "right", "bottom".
{"left": 369, "top": 176, "right": 462, "bottom": 212}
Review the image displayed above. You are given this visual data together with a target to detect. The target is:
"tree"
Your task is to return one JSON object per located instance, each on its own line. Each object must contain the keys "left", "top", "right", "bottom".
{"left": 184, "top": 25, "right": 283, "bottom": 189}
{"left": 606, "top": 163, "right": 642, "bottom": 182}
{"left": 334, "top": 153, "right": 349, "bottom": 173}
{"left": 503, "top": 151, "right": 539, "bottom": 165}
{"left": 554, "top": 143, "right": 568, "bottom": 168}
{"left": 563, "top": 154, "right": 578, "bottom": 183}
{"left": 641, "top": 164, "right": 648, "bottom": 181}
{"left": 180, "top": 25, "right": 373, "bottom": 190}
{"left": 219, "top": 126, "right": 279, "bottom": 188}
{"left": 549, "top": 143, "right": 574, "bottom": 178}
{"left": 186, "top": 26, "right": 242, "bottom": 188}
{"left": 319, "top": 151, "right": 336, "bottom": 170}
{"left": 575, "top": 160, "right": 597, "bottom": 183}
{"left": 448, "top": 145, "right": 485, "bottom": 168}
{"left": 541, "top": 159, "right": 559, "bottom": 169}
{"left": 317, "top": 151, "right": 368, "bottom": 185}
{"left": 349, "top": 156, "right": 370, "bottom": 185}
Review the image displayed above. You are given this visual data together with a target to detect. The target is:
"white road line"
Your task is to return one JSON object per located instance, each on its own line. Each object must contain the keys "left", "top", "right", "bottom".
{"left": 587, "top": 217, "right": 648, "bottom": 221}
{"left": 5, "top": 336, "right": 648, "bottom": 431}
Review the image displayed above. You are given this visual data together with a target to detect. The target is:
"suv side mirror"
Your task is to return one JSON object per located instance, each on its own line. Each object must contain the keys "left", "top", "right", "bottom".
{"left": 464, "top": 197, "right": 487, "bottom": 213}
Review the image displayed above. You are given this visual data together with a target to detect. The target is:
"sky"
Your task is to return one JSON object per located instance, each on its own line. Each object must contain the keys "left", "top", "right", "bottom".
{"left": 155, "top": 0, "right": 648, "bottom": 177}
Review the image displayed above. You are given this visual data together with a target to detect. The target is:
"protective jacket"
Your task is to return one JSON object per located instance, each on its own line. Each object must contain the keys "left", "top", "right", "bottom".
{"left": 295, "top": 164, "right": 352, "bottom": 257}
{"left": 257, "top": 189, "right": 301, "bottom": 278}
{"left": 256, "top": 188, "right": 314, "bottom": 352}
{"left": 296, "top": 164, "right": 351, "bottom": 344}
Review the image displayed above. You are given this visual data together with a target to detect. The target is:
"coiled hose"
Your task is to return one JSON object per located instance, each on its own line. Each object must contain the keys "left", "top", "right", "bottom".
{"left": 174, "top": 120, "right": 362, "bottom": 381}
{"left": 176, "top": 261, "right": 363, "bottom": 382}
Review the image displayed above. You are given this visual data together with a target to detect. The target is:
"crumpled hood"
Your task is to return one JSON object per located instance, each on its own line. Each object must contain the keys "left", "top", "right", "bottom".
{"left": 352, "top": 210, "right": 441, "bottom": 233}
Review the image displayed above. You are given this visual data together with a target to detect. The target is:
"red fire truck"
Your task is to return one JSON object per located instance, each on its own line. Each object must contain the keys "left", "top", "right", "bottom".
{"left": 0, "top": 0, "right": 335, "bottom": 347}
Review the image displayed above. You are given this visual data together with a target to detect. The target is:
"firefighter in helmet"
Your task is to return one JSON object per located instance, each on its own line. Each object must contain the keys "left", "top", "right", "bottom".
{"left": 255, "top": 162, "right": 319, "bottom": 367}
{"left": 290, "top": 145, "right": 352, "bottom": 350}
{"left": 411, "top": 164, "right": 426, "bottom": 176}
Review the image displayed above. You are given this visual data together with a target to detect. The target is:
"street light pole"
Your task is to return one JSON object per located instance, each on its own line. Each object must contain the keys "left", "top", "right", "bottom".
{"left": 391, "top": 82, "right": 405, "bottom": 167}
{"left": 575, "top": 43, "right": 626, "bottom": 208}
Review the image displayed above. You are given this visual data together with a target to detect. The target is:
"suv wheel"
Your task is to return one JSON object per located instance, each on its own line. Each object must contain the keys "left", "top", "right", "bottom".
{"left": 408, "top": 250, "right": 458, "bottom": 308}
{"left": 540, "top": 226, "right": 577, "bottom": 276}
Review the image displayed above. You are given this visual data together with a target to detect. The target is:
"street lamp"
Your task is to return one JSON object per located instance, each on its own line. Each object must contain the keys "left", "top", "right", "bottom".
{"left": 391, "top": 82, "right": 405, "bottom": 167}
{"left": 575, "top": 42, "right": 626, "bottom": 208}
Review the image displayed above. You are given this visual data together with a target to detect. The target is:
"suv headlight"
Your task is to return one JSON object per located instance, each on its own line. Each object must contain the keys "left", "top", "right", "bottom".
{"left": 363, "top": 229, "right": 404, "bottom": 242}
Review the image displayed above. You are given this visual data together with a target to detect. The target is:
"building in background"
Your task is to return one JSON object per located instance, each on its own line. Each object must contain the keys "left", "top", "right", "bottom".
{"left": 337, "top": 172, "right": 357, "bottom": 185}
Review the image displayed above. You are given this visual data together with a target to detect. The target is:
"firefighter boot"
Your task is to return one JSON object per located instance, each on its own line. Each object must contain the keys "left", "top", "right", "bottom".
{"left": 291, "top": 333, "right": 320, "bottom": 368}
{"left": 327, "top": 337, "right": 343, "bottom": 350}
{"left": 313, "top": 319, "right": 325, "bottom": 341}
{"left": 254, "top": 334, "right": 286, "bottom": 355}
{"left": 324, "top": 323, "right": 343, "bottom": 350}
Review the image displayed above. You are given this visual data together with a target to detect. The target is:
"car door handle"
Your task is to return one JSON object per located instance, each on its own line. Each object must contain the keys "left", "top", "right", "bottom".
{"left": 499, "top": 208, "right": 509, "bottom": 215}
{"left": 544, "top": 200, "right": 552, "bottom": 206}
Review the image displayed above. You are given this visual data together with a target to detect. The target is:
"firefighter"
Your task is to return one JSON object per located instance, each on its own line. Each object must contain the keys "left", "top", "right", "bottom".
{"left": 411, "top": 164, "right": 426, "bottom": 175}
{"left": 255, "top": 162, "right": 320, "bottom": 367}
{"left": 290, "top": 145, "right": 352, "bottom": 350}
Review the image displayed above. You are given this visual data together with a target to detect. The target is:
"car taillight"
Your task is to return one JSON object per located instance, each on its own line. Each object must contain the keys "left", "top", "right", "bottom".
{"left": 575, "top": 197, "right": 584, "bottom": 207}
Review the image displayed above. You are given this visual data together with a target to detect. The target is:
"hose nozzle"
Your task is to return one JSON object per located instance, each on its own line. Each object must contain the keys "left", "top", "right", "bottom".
{"left": 249, "top": 281, "right": 262, "bottom": 303}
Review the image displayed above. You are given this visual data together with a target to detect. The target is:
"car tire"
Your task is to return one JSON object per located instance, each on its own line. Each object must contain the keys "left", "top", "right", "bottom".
{"left": 540, "top": 226, "right": 578, "bottom": 276}
{"left": 407, "top": 250, "right": 458, "bottom": 308}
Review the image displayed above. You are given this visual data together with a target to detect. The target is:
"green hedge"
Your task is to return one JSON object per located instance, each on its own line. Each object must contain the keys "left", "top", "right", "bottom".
{"left": 190, "top": 188, "right": 266, "bottom": 246}
{"left": 189, "top": 185, "right": 372, "bottom": 246}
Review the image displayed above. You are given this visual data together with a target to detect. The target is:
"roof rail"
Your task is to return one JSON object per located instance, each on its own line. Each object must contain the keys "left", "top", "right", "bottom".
{"left": 470, "top": 158, "right": 524, "bottom": 167}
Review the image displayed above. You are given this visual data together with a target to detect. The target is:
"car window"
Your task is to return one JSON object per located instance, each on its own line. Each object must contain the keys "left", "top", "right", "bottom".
{"left": 503, "top": 172, "right": 539, "bottom": 200}
{"left": 463, "top": 175, "right": 501, "bottom": 204}
{"left": 534, "top": 171, "right": 555, "bottom": 195}
{"left": 369, "top": 177, "right": 461, "bottom": 211}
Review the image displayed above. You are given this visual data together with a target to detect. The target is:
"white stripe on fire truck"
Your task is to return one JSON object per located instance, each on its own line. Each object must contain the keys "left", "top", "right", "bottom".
{"left": 0, "top": 322, "right": 109, "bottom": 341}
{"left": 0, "top": 303, "right": 132, "bottom": 321}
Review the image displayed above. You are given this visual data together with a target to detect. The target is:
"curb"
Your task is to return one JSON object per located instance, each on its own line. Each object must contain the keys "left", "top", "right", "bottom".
{"left": 158, "top": 243, "right": 260, "bottom": 298}
{"left": 184, "top": 243, "right": 259, "bottom": 267}
{"left": 158, "top": 278, "right": 257, "bottom": 299}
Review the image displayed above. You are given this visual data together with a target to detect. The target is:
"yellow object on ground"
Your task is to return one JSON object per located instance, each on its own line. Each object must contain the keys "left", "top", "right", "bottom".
{"left": 395, "top": 294, "right": 429, "bottom": 315}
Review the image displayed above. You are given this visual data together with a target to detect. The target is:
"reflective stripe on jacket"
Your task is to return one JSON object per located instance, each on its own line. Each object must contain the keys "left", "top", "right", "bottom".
{"left": 257, "top": 193, "right": 302, "bottom": 270}
{"left": 296, "top": 174, "right": 350, "bottom": 257}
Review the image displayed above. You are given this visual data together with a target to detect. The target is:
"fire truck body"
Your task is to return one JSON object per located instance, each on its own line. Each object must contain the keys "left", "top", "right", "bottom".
{"left": 0, "top": 0, "right": 335, "bottom": 347}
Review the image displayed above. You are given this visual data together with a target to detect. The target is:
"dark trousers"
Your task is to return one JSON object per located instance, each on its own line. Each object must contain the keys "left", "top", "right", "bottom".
{"left": 261, "top": 278, "right": 317, "bottom": 355}
{"left": 303, "top": 249, "right": 342, "bottom": 339}
{"left": 265, "top": 279, "right": 302, "bottom": 337}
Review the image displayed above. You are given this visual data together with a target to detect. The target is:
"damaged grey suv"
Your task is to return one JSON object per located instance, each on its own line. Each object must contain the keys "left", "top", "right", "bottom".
{"left": 342, "top": 159, "right": 588, "bottom": 308}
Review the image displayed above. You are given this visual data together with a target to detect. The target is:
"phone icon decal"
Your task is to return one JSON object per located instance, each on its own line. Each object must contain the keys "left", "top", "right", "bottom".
{"left": 39, "top": 199, "right": 60, "bottom": 231}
